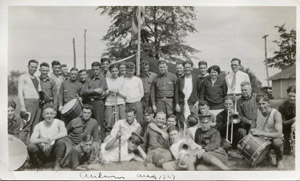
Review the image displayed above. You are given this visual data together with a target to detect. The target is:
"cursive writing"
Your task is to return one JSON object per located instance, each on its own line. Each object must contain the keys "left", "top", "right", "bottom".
{"left": 80, "top": 172, "right": 125, "bottom": 180}
{"left": 137, "top": 173, "right": 175, "bottom": 181}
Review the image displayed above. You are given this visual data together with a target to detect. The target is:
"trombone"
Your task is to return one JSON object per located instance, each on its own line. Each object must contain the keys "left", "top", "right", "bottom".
{"left": 225, "top": 94, "right": 240, "bottom": 144}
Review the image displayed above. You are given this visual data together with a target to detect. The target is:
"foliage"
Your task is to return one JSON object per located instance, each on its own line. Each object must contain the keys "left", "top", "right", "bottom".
{"left": 97, "top": 6, "right": 200, "bottom": 62}
{"left": 266, "top": 24, "right": 296, "bottom": 70}
{"left": 8, "top": 70, "right": 23, "bottom": 95}
{"left": 240, "top": 66, "right": 262, "bottom": 93}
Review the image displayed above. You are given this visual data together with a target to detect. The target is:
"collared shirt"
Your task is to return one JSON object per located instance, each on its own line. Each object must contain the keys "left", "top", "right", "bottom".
{"left": 58, "top": 79, "right": 82, "bottom": 106}
{"left": 198, "top": 73, "right": 210, "bottom": 90}
{"left": 39, "top": 76, "right": 58, "bottom": 107}
{"left": 237, "top": 93, "right": 258, "bottom": 125}
{"left": 139, "top": 71, "right": 157, "bottom": 99}
{"left": 123, "top": 76, "right": 144, "bottom": 103}
{"left": 109, "top": 119, "right": 141, "bottom": 140}
{"left": 151, "top": 72, "right": 177, "bottom": 104}
{"left": 67, "top": 116, "right": 99, "bottom": 145}
{"left": 83, "top": 74, "right": 107, "bottom": 100}
{"left": 143, "top": 124, "right": 169, "bottom": 152}
{"left": 225, "top": 70, "right": 250, "bottom": 94}
{"left": 8, "top": 115, "right": 23, "bottom": 138}
{"left": 49, "top": 72, "right": 64, "bottom": 96}
{"left": 194, "top": 127, "right": 222, "bottom": 152}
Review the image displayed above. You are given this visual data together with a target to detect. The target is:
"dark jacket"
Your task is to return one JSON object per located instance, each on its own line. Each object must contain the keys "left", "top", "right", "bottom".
{"left": 175, "top": 74, "right": 199, "bottom": 106}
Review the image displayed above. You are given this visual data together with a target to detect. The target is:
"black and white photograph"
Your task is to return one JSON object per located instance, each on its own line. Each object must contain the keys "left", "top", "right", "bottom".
{"left": 0, "top": 0, "right": 299, "bottom": 180}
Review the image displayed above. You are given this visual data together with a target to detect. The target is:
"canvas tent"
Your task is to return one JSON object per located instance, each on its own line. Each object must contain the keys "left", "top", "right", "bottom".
{"left": 268, "top": 64, "right": 296, "bottom": 99}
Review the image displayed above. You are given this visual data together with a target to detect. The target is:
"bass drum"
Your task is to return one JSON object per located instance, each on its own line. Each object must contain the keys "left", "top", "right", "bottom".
{"left": 237, "top": 134, "right": 271, "bottom": 166}
{"left": 61, "top": 98, "right": 83, "bottom": 124}
{"left": 8, "top": 135, "right": 28, "bottom": 171}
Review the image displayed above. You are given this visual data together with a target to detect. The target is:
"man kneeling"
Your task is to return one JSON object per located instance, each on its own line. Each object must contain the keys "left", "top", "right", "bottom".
{"left": 27, "top": 104, "right": 67, "bottom": 170}
{"left": 101, "top": 132, "right": 146, "bottom": 163}
{"left": 61, "top": 134, "right": 97, "bottom": 170}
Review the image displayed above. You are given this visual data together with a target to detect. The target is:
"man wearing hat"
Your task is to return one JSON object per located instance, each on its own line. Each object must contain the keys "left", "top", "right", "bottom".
{"left": 101, "top": 132, "right": 146, "bottom": 163}
{"left": 138, "top": 59, "right": 157, "bottom": 110}
{"left": 194, "top": 114, "right": 230, "bottom": 170}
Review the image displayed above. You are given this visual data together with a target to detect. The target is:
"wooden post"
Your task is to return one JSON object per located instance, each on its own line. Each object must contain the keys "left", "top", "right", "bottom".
{"left": 263, "top": 35, "right": 270, "bottom": 86}
{"left": 136, "top": 6, "right": 141, "bottom": 75}
{"left": 84, "top": 29, "right": 87, "bottom": 69}
{"left": 73, "top": 38, "right": 76, "bottom": 68}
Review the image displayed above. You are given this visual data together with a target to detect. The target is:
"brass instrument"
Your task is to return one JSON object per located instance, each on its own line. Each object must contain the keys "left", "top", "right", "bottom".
{"left": 178, "top": 141, "right": 192, "bottom": 168}
{"left": 226, "top": 108, "right": 234, "bottom": 144}
{"left": 230, "top": 94, "right": 240, "bottom": 124}
{"left": 225, "top": 94, "right": 240, "bottom": 144}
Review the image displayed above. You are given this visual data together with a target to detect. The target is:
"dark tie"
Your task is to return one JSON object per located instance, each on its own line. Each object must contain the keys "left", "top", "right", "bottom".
{"left": 231, "top": 73, "right": 236, "bottom": 90}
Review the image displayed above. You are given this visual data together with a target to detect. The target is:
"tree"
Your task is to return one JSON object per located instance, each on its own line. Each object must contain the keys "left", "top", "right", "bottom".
{"left": 8, "top": 70, "right": 23, "bottom": 95}
{"left": 240, "top": 66, "right": 262, "bottom": 93}
{"left": 265, "top": 24, "right": 296, "bottom": 70}
{"left": 97, "top": 6, "right": 200, "bottom": 62}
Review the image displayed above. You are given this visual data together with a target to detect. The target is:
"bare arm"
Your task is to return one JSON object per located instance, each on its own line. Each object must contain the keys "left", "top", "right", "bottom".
{"left": 18, "top": 75, "right": 26, "bottom": 111}
{"left": 30, "top": 125, "right": 48, "bottom": 144}
{"left": 49, "top": 121, "right": 67, "bottom": 141}
{"left": 105, "top": 134, "right": 121, "bottom": 151}
{"left": 254, "top": 111, "right": 283, "bottom": 139}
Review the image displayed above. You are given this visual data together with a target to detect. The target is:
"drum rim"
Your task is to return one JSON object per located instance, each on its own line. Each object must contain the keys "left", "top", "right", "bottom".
{"left": 62, "top": 98, "right": 82, "bottom": 115}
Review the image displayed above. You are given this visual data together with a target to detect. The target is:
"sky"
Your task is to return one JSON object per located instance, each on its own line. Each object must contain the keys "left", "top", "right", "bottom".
{"left": 7, "top": 6, "right": 296, "bottom": 86}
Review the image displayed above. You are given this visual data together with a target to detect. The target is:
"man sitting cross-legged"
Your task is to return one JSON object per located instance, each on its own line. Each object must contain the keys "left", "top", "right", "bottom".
{"left": 101, "top": 132, "right": 146, "bottom": 163}
{"left": 143, "top": 112, "right": 173, "bottom": 167}
{"left": 162, "top": 126, "right": 204, "bottom": 171}
{"left": 61, "top": 134, "right": 97, "bottom": 170}
{"left": 27, "top": 104, "right": 67, "bottom": 170}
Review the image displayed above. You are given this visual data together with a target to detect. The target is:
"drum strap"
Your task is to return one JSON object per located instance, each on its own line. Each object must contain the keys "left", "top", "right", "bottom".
{"left": 262, "top": 109, "right": 272, "bottom": 130}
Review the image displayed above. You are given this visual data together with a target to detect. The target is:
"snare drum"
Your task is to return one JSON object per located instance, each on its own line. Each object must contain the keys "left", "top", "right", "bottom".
{"left": 61, "top": 98, "right": 83, "bottom": 123}
{"left": 237, "top": 134, "right": 271, "bottom": 166}
{"left": 8, "top": 135, "right": 28, "bottom": 170}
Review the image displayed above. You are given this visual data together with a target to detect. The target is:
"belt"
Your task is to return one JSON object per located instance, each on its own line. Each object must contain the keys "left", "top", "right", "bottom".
{"left": 227, "top": 93, "right": 242, "bottom": 96}
{"left": 157, "top": 97, "right": 174, "bottom": 99}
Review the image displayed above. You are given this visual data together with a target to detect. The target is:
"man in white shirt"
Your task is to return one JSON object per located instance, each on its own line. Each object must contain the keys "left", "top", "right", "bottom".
{"left": 18, "top": 59, "right": 42, "bottom": 145}
{"left": 225, "top": 58, "right": 250, "bottom": 97}
{"left": 123, "top": 62, "right": 144, "bottom": 124}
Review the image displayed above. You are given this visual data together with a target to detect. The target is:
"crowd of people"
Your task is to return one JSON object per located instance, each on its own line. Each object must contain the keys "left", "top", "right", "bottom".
{"left": 7, "top": 57, "right": 296, "bottom": 171}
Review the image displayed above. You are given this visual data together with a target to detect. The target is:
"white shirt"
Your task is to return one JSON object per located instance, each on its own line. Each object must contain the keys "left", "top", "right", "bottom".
{"left": 101, "top": 141, "right": 135, "bottom": 163}
{"left": 108, "top": 119, "right": 141, "bottom": 141}
{"left": 123, "top": 76, "right": 144, "bottom": 103}
{"left": 105, "top": 76, "right": 126, "bottom": 106}
{"left": 225, "top": 70, "right": 250, "bottom": 94}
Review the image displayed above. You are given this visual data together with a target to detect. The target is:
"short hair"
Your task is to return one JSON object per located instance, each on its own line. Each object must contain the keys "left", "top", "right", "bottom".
{"left": 140, "top": 60, "right": 149, "bottom": 67}
{"left": 70, "top": 67, "right": 78, "bottom": 72}
{"left": 126, "top": 62, "right": 135, "bottom": 70}
{"left": 144, "top": 106, "right": 154, "bottom": 115}
{"left": 8, "top": 100, "right": 16, "bottom": 109}
{"left": 156, "top": 112, "right": 166, "bottom": 119}
{"left": 183, "top": 60, "right": 194, "bottom": 67}
{"left": 198, "top": 100, "right": 209, "bottom": 107}
{"left": 208, "top": 65, "right": 221, "bottom": 74}
{"left": 42, "top": 103, "right": 56, "bottom": 111}
{"left": 167, "top": 125, "right": 179, "bottom": 134}
{"left": 231, "top": 58, "right": 241, "bottom": 65}
{"left": 119, "top": 62, "right": 126, "bottom": 68}
{"left": 256, "top": 93, "right": 270, "bottom": 103}
{"left": 82, "top": 134, "right": 93, "bottom": 142}
{"left": 187, "top": 114, "right": 198, "bottom": 127}
{"left": 82, "top": 104, "right": 93, "bottom": 111}
{"left": 100, "top": 58, "right": 110, "bottom": 64}
{"left": 198, "top": 61, "right": 208, "bottom": 67}
{"left": 287, "top": 85, "right": 296, "bottom": 93}
{"left": 40, "top": 62, "right": 50, "bottom": 68}
{"left": 125, "top": 106, "right": 136, "bottom": 114}
{"left": 79, "top": 69, "right": 87, "bottom": 74}
{"left": 91, "top": 61, "right": 101, "bottom": 67}
{"left": 61, "top": 64, "right": 67, "bottom": 68}
{"left": 128, "top": 133, "right": 144, "bottom": 145}
{"left": 176, "top": 62, "right": 184, "bottom": 66}
{"left": 158, "top": 60, "right": 167, "bottom": 66}
{"left": 51, "top": 60, "right": 61, "bottom": 67}
{"left": 224, "top": 96, "right": 234, "bottom": 102}
{"left": 28, "top": 59, "right": 39, "bottom": 66}
{"left": 109, "top": 64, "right": 119, "bottom": 71}
{"left": 167, "top": 114, "right": 177, "bottom": 120}
{"left": 241, "top": 81, "right": 251, "bottom": 87}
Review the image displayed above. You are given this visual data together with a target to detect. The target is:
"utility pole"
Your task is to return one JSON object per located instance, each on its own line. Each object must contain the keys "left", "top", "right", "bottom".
{"left": 262, "top": 35, "right": 270, "bottom": 86}
{"left": 84, "top": 29, "right": 87, "bottom": 69}
{"left": 73, "top": 38, "right": 76, "bottom": 68}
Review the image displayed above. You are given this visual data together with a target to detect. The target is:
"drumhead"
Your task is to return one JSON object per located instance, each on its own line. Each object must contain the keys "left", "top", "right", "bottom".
{"left": 61, "top": 99, "right": 78, "bottom": 114}
{"left": 8, "top": 135, "right": 28, "bottom": 171}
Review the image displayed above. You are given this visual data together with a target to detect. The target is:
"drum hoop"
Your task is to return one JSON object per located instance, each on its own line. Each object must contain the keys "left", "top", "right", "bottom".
{"left": 63, "top": 99, "right": 81, "bottom": 115}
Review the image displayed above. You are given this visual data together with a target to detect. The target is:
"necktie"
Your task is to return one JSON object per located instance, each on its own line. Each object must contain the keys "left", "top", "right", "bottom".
{"left": 231, "top": 73, "right": 236, "bottom": 90}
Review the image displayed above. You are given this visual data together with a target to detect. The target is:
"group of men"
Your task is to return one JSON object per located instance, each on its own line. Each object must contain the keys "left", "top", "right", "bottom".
{"left": 8, "top": 56, "right": 295, "bottom": 170}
